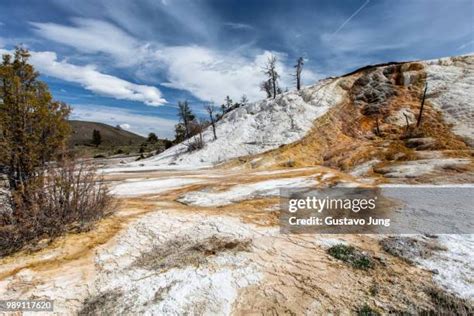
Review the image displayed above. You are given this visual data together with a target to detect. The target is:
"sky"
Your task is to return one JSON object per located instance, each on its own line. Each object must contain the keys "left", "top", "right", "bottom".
{"left": 0, "top": 0, "right": 472, "bottom": 138}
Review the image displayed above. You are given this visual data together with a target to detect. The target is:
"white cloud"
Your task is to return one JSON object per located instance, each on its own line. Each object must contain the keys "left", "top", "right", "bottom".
{"left": 27, "top": 50, "right": 166, "bottom": 106}
{"left": 70, "top": 104, "right": 176, "bottom": 138}
{"left": 157, "top": 46, "right": 296, "bottom": 103}
{"left": 301, "top": 68, "right": 322, "bottom": 85}
{"left": 119, "top": 123, "right": 131, "bottom": 130}
{"left": 30, "top": 18, "right": 145, "bottom": 66}
{"left": 27, "top": 18, "right": 324, "bottom": 103}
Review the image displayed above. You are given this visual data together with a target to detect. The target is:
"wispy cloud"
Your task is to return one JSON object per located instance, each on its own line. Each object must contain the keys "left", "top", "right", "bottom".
{"left": 70, "top": 104, "right": 176, "bottom": 137}
{"left": 27, "top": 17, "right": 301, "bottom": 103}
{"left": 1, "top": 49, "right": 167, "bottom": 106}
{"left": 24, "top": 16, "right": 323, "bottom": 103}
{"left": 30, "top": 18, "right": 145, "bottom": 66}
{"left": 223, "top": 22, "right": 253, "bottom": 30}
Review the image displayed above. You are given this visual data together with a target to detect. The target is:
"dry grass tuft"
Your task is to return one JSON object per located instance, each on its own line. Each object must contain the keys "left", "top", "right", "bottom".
{"left": 135, "top": 235, "right": 251, "bottom": 271}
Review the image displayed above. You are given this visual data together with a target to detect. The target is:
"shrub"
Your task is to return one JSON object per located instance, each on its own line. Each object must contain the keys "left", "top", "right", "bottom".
{"left": 0, "top": 160, "right": 113, "bottom": 257}
{"left": 186, "top": 136, "right": 204, "bottom": 152}
{"left": 422, "top": 286, "right": 474, "bottom": 315}
{"left": 357, "top": 304, "right": 381, "bottom": 316}
{"left": 327, "top": 244, "right": 374, "bottom": 270}
{"left": 163, "top": 139, "right": 173, "bottom": 149}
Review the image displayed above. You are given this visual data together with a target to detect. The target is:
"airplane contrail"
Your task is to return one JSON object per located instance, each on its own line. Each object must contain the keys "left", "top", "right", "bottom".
{"left": 333, "top": 0, "right": 370, "bottom": 35}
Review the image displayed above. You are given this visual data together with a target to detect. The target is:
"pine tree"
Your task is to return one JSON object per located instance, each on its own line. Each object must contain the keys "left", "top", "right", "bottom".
{"left": 0, "top": 47, "right": 71, "bottom": 190}
{"left": 174, "top": 123, "right": 187, "bottom": 143}
{"left": 221, "top": 96, "right": 233, "bottom": 114}
{"left": 92, "top": 129, "right": 102, "bottom": 147}
{"left": 147, "top": 132, "right": 158, "bottom": 143}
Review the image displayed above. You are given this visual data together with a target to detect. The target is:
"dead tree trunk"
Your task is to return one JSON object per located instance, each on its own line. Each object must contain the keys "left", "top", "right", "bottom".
{"left": 263, "top": 55, "right": 279, "bottom": 99}
{"left": 205, "top": 104, "right": 217, "bottom": 140}
{"left": 416, "top": 82, "right": 428, "bottom": 128}
{"left": 294, "top": 57, "right": 304, "bottom": 91}
{"left": 272, "top": 76, "right": 277, "bottom": 99}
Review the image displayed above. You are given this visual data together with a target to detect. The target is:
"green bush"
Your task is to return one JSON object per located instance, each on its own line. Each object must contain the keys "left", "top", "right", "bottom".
{"left": 357, "top": 304, "right": 381, "bottom": 316}
{"left": 327, "top": 244, "right": 374, "bottom": 270}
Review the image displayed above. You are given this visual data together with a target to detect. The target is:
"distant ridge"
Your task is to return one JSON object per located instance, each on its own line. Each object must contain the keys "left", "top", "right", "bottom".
{"left": 69, "top": 120, "right": 145, "bottom": 147}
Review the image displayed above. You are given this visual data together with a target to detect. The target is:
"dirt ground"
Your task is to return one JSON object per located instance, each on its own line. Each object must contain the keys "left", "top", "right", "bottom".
{"left": 1, "top": 165, "right": 471, "bottom": 315}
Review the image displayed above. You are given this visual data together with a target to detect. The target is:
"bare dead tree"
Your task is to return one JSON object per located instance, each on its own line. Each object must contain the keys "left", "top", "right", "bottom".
{"left": 186, "top": 119, "right": 205, "bottom": 152}
{"left": 416, "top": 82, "right": 428, "bottom": 128}
{"left": 262, "top": 55, "right": 280, "bottom": 99}
{"left": 205, "top": 103, "right": 217, "bottom": 140}
{"left": 294, "top": 57, "right": 304, "bottom": 91}
{"left": 177, "top": 100, "right": 195, "bottom": 139}
{"left": 260, "top": 80, "right": 272, "bottom": 98}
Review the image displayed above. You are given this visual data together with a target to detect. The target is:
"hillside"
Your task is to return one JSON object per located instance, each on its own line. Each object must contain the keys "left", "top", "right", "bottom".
{"left": 69, "top": 120, "right": 146, "bottom": 147}
{"left": 116, "top": 54, "right": 473, "bottom": 182}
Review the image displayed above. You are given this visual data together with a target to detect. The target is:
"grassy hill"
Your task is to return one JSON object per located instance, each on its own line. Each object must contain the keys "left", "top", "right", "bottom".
{"left": 68, "top": 120, "right": 170, "bottom": 158}
{"left": 69, "top": 120, "right": 145, "bottom": 147}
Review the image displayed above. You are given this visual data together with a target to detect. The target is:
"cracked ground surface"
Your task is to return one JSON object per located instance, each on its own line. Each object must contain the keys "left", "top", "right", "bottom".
{"left": 0, "top": 166, "right": 472, "bottom": 315}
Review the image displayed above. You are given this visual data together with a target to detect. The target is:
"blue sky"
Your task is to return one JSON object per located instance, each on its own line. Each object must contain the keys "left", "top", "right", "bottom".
{"left": 0, "top": 0, "right": 472, "bottom": 137}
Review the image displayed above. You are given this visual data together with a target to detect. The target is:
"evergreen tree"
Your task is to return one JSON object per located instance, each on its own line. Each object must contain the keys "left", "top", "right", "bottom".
{"left": 221, "top": 95, "right": 233, "bottom": 114}
{"left": 147, "top": 132, "right": 158, "bottom": 143}
{"left": 92, "top": 129, "right": 102, "bottom": 147}
{"left": 174, "top": 123, "right": 187, "bottom": 143}
{"left": 0, "top": 47, "right": 71, "bottom": 190}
